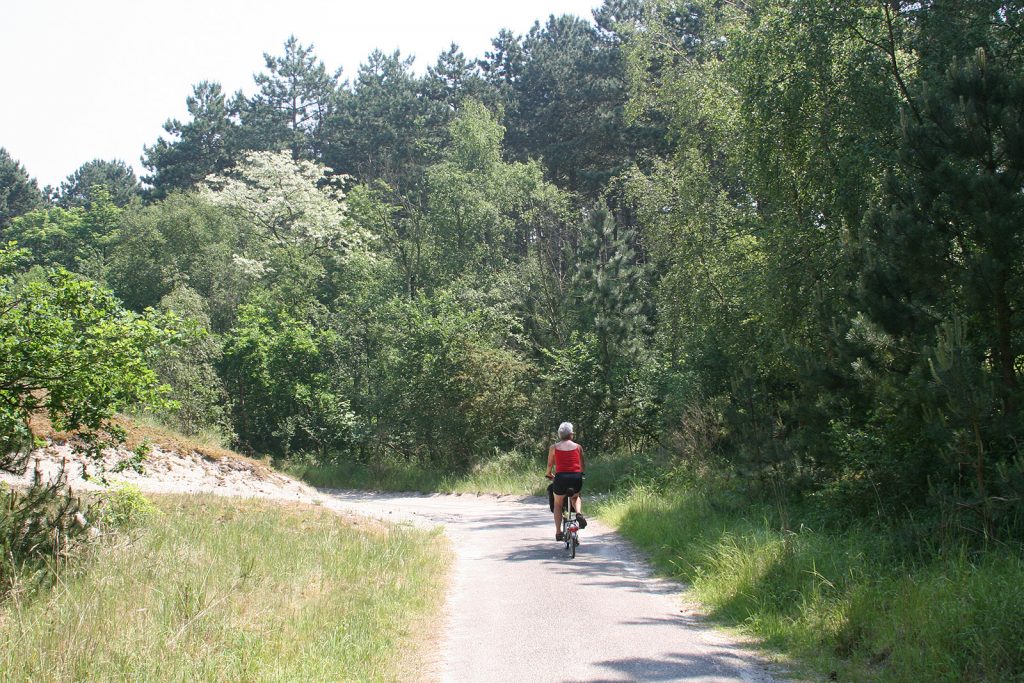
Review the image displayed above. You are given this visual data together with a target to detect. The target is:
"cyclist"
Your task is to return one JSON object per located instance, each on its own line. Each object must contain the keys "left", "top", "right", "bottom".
{"left": 545, "top": 421, "right": 587, "bottom": 541}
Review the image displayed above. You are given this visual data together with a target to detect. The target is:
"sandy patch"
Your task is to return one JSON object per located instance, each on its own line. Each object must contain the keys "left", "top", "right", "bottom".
{"left": 0, "top": 442, "right": 318, "bottom": 505}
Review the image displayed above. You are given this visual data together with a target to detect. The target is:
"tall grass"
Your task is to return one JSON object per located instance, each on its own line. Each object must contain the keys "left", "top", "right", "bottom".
{"left": 0, "top": 494, "right": 451, "bottom": 682}
{"left": 596, "top": 484, "right": 1024, "bottom": 682}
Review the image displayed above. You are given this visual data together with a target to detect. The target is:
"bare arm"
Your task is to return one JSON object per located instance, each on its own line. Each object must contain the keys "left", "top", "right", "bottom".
{"left": 579, "top": 446, "right": 584, "bottom": 473}
{"left": 545, "top": 445, "right": 556, "bottom": 478}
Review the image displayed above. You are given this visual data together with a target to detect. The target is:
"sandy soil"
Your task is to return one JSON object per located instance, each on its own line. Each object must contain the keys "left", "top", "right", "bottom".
{"left": 0, "top": 442, "right": 317, "bottom": 504}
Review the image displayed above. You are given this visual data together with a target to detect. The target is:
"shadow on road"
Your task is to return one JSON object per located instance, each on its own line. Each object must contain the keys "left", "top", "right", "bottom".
{"left": 501, "top": 540, "right": 680, "bottom": 596}
{"left": 460, "top": 513, "right": 544, "bottom": 532}
{"left": 578, "top": 649, "right": 767, "bottom": 682}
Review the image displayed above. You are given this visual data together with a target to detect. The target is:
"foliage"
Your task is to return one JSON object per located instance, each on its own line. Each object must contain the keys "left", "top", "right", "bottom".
{"left": 56, "top": 159, "right": 140, "bottom": 209}
{"left": 11, "top": 0, "right": 1023, "bottom": 539}
{"left": 219, "top": 290, "right": 356, "bottom": 457}
{"left": 0, "top": 240, "right": 175, "bottom": 599}
{"left": 0, "top": 148, "right": 44, "bottom": 228}
{"left": 203, "top": 150, "right": 371, "bottom": 281}
{"left": 103, "top": 191, "right": 240, "bottom": 324}
{"left": 5, "top": 187, "right": 124, "bottom": 280}
{"left": 613, "top": 0, "right": 1024, "bottom": 527}
{"left": 93, "top": 483, "right": 158, "bottom": 530}
{"left": 148, "top": 285, "right": 230, "bottom": 437}
{"left": 3, "top": 205, "right": 87, "bottom": 270}
{"left": 0, "top": 243, "right": 176, "bottom": 470}
{"left": 366, "top": 291, "right": 538, "bottom": 469}
{"left": 421, "top": 100, "right": 570, "bottom": 284}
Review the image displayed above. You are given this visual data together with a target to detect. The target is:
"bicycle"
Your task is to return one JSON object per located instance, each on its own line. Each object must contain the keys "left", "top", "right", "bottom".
{"left": 561, "top": 487, "right": 581, "bottom": 558}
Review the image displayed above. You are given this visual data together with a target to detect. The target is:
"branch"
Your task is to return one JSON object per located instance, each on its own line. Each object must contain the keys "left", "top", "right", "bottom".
{"left": 883, "top": 2, "right": 922, "bottom": 125}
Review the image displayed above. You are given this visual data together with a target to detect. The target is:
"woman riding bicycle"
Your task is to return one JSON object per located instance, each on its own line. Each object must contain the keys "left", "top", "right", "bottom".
{"left": 545, "top": 421, "right": 587, "bottom": 541}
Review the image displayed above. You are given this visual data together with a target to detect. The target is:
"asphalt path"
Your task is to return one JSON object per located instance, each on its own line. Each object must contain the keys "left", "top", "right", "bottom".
{"left": 318, "top": 491, "right": 789, "bottom": 683}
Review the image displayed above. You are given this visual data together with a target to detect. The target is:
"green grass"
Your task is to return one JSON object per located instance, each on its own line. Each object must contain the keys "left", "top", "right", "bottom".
{"left": 596, "top": 483, "right": 1024, "bottom": 682}
{"left": 286, "top": 451, "right": 547, "bottom": 495}
{"left": 0, "top": 494, "right": 451, "bottom": 682}
{"left": 288, "top": 446, "right": 1024, "bottom": 680}
{"left": 287, "top": 448, "right": 655, "bottom": 496}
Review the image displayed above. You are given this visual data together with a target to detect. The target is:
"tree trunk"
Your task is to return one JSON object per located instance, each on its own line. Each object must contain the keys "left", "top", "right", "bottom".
{"left": 993, "top": 269, "right": 1018, "bottom": 417}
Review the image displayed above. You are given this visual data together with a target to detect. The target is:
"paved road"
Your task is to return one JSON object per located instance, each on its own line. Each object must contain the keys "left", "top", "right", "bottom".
{"left": 5, "top": 447, "right": 790, "bottom": 681}
{"left": 318, "top": 491, "right": 788, "bottom": 683}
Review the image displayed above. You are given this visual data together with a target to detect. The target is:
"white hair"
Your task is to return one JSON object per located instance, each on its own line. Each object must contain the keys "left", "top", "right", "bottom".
{"left": 557, "top": 422, "right": 574, "bottom": 439}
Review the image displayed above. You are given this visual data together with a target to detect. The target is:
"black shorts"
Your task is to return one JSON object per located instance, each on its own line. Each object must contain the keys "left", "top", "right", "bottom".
{"left": 551, "top": 473, "right": 584, "bottom": 496}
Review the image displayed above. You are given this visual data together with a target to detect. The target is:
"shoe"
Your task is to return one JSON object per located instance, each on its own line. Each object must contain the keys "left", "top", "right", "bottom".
{"left": 576, "top": 513, "right": 588, "bottom": 529}
{"left": 556, "top": 531, "right": 564, "bottom": 541}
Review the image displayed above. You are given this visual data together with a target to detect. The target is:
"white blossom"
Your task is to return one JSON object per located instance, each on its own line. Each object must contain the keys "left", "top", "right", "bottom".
{"left": 231, "top": 254, "right": 273, "bottom": 278}
{"left": 204, "top": 151, "right": 373, "bottom": 261}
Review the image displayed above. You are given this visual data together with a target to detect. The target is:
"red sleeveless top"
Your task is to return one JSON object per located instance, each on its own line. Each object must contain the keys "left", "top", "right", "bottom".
{"left": 554, "top": 443, "right": 582, "bottom": 473}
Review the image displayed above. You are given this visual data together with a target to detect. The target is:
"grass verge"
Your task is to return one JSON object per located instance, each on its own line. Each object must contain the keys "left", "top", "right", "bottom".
{"left": 286, "top": 451, "right": 545, "bottom": 495}
{"left": 286, "top": 448, "right": 656, "bottom": 497}
{"left": 0, "top": 494, "right": 451, "bottom": 682}
{"left": 595, "top": 483, "right": 1024, "bottom": 682}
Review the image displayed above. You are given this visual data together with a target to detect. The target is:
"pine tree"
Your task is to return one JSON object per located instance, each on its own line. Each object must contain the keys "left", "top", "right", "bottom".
{"left": 572, "top": 205, "right": 651, "bottom": 443}
{"left": 57, "top": 159, "right": 140, "bottom": 209}
{"left": 864, "top": 49, "right": 1023, "bottom": 416}
{"left": 859, "top": 49, "right": 1024, "bottom": 528}
{"left": 142, "top": 81, "right": 240, "bottom": 199}
{"left": 234, "top": 36, "right": 343, "bottom": 161}
{"left": 0, "top": 148, "right": 44, "bottom": 228}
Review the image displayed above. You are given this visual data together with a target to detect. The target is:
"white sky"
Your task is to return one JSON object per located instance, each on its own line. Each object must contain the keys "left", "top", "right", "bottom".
{"left": 1, "top": 0, "right": 600, "bottom": 189}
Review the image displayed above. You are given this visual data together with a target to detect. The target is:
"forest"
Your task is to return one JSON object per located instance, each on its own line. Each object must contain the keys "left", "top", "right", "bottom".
{"left": 2, "top": 0, "right": 1023, "bottom": 610}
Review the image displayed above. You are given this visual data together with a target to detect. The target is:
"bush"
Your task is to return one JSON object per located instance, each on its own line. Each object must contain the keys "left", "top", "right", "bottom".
{"left": 93, "top": 484, "right": 158, "bottom": 531}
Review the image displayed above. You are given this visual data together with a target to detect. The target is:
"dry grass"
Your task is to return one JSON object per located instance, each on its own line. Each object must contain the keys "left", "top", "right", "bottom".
{"left": 27, "top": 411, "right": 277, "bottom": 480}
{"left": 0, "top": 494, "right": 452, "bottom": 682}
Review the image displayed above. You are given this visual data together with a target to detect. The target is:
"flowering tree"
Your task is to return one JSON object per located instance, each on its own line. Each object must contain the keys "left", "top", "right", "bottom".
{"left": 203, "top": 151, "right": 372, "bottom": 276}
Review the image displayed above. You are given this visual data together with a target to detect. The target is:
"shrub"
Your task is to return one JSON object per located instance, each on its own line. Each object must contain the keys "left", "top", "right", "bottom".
{"left": 93, "top": 484, "right": 158, "bottom": 531}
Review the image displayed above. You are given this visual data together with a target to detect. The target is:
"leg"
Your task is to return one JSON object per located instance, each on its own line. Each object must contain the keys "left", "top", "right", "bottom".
{"left": 553, "top": 493, "right": 566, "bottom": 536}
{"left": 571, "top": 491, "right": 587, "bottom": 528}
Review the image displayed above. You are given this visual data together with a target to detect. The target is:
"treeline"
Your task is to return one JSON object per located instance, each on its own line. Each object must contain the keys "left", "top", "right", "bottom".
{"left": 2, "top": 0, "right": 1023, "bottom": 538}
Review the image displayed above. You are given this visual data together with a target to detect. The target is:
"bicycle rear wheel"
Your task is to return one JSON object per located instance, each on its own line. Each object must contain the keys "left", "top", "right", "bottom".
{"left": 570, "top": 531, "right": 577, "bottom": 558}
